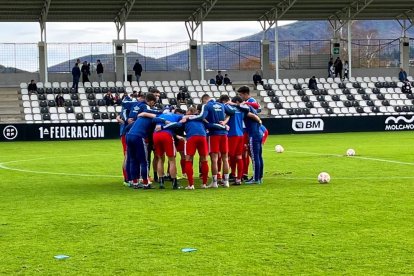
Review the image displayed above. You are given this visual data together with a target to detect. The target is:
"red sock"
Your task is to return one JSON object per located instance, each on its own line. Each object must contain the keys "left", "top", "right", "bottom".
{"left": 185, "top": 161, "right": 194, "bottom": 186}
{"left": 229, "top": 156, "right": 236, "bottom": 176}
{"left": 237, "top": 158, "right": 244, "bottom": 180}
{"left": 201, "top": 161, "right": 209, "bottom": 184}
{"left": 180, "top": 158, "right": 186, "bottom": 175}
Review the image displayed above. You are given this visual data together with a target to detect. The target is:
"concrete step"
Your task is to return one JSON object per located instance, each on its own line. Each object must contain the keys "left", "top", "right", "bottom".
{"left": 0, "top": 115, "right": 23, "bottom": 123}
{"left": 0, "top": 90, "right": 19, "bottom": 95}
{"left": 0, "top": 102, "right": 20, "bottom": 108}
{"left": 0, "top": 108, "right": 21, "bottom": 115}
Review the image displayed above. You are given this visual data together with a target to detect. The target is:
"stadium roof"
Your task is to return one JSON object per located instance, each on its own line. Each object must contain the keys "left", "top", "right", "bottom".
{"left": 0, "top": 0, "right": 413, "bottom": 23}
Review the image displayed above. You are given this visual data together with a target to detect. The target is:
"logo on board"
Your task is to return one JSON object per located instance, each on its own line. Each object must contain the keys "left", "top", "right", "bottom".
{"left": 292, "top": 119, "right": 324, "bottom": 132}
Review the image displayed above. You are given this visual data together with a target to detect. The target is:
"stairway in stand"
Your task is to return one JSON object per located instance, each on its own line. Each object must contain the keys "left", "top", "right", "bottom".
{"left": 0, "top": 88, "right": 23, "bottom": 123}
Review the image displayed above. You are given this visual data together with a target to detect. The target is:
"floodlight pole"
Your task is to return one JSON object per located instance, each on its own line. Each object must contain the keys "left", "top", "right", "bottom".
{"left": 123, "top": 23, "right": 128, "bottom": 82}
{"left": 274, "top": 13, "right": 279, "bottom": 80}
{"left": 200, "top": 11, "right": 205, "bottom": 81}
{"left": 347, "top": 9, "right": 352, "bottom": 79}
{"left": 40, "top": 22, "right": 48, "bottom": 83}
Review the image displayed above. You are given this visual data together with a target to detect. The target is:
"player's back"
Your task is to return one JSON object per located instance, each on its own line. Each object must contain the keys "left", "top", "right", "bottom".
{"left": 227, "top": 105, "right": 245, "bottom": 137}
{"left": 244, "top": 106, "right": 261, "bottom": 139}
{"left": 185, "top": 119, "right": 206, "bottom": 138}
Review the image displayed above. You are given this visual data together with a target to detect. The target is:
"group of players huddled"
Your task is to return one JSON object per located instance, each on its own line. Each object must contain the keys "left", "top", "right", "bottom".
{"left": 117, "top": 86, "right": 268, "bottom": 190}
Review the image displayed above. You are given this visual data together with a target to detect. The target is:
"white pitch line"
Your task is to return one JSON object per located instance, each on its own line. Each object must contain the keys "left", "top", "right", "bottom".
{"left": 265, "top": 149, "right": 414, "bottom": 166}
{"left": 265, "top": 175, "right": 414, "bottom": 180}
{"left": 0, "top": 163, "right": 121, "bottom": 178}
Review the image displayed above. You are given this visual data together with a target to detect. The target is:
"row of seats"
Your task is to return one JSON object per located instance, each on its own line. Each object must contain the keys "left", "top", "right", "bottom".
{"left": 268, "top": 106, "right": 414, "bottom": 117}
{"left": 21, "top": 84, "right": 233, "bottom": 95}
{"left": 20, "top": 80, "right": 215, "bottom": 90}
{"left": 262, "top": 76, "right": 413, "bottom": 85}
{"left": 255, "top": 77, "right": 414, "bottom": 118}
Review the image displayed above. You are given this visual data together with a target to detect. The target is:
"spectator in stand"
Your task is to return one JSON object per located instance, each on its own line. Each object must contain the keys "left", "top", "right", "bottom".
{"left": 308, "top": 76, "right": 318, "bottom": 90}
{"left": 399, "top": 67, "right": 408, "bottom": 82}
{"left": 104, "top": 91, "right": 114, "bottom": 106}
{"left": 343, "top": 61, "right": 349, "bottom": 81}
{"left": 334, "top": 57, "right": 343, "bottom": 80}
{"left": 71, "top": 63, "right": 81, "bottom": 93}
{"left": 223, "top": 74, "right": 232, "bottom": 86}
{"left": 96, "top": 59, "right": 104, "bottom": 82}
{"left": 55, "top": 93, "right": 64, "bottom": 107}
{"left": 216, "top": 71, "right": 224, "bottom": 86}
{"left": 28, "top": 80, "right": 37, "bottom": 94}
{"left": 81, "top": 61, "right": 91, "bottom": 84}
{"left": 177, "top": 90, "right": 187, "bottom": 103}
{"left": 328, "top": 57, "right": 334, "bottom": 78}
{"left": 253, "top": 71, "right": 263, "bottom": 88}
{"left": 121, "top": 91, "right": 130, "bottom": 101}
{"left": 133, "top": 59, "right": 143, "bottom": 82}
{"left": 114, "top": 92, "right": 121, "bottom": 105}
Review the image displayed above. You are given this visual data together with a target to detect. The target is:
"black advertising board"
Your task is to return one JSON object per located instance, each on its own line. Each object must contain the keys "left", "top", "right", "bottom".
{"left": 1, "top": 115, "right": 413, "bottom": 142}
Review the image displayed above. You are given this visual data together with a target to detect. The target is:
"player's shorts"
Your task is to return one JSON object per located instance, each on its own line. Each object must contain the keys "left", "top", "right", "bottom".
{"left": 262, "top": 129, "right": 269, "bottom": 145}
{"left": 208, "top": 135, "right": 228, "bottom": 154}
{"left": 228, "top": 136, "right": 244, "bottom": 156}
{"left": 175, "top": 139, "right": 185, "bottom": 152}
{"left": 121, "top": 135, "right": 127, "bottom": 155}
{"left": 243, "top": 132, "right": 249, "bottom": 150}
{"left": 185, "top": 135, "right": 208, "bottom": 157}
{"left": 153, "top": 131, "right": 176, "bottom": 158}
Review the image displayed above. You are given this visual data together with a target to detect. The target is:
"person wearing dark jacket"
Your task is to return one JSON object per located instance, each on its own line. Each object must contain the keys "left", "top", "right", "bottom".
{"left": 308, "top": 76, "right": 318, "bottom": 90}
{"left": 96, "top": 59, "right": 104, "bottom": 82}
{"left": 55, "top": 93, "right": 64, "bottom": 107}
{"left": 399, "top": 68, "right": 408, "bottom": 82}
{"left": 253, "top": 71, "right": 263, "bottom": 87}
{"left": 133, "top": 60, "right": 143, "bottom": 82}
{"left": 223, "top": 74, "right": 232, "bottom": 86}
{"left": 215, "top": 71, "right": 224, "bottom": 86}
{"left": 28, "top": 80, "right": 37, "bottom": 94}
{"left": 71, "top": 63, "right": 81, "bottom": 92}
{"left": 334, "top": 57, "right": 343, "bottom": 80}
{"left": 81, "top": 61, "right": 90, "bottom": 84}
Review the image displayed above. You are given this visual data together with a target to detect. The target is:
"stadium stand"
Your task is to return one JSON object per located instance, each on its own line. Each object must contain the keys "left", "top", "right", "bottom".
{"left": 20, "top": 80, "right": 236, "bottom": 124}
{"left": 258, "top": 76, "right": 414, "bottom": 118}
{"left": 20, "top": 76, "right": 414, "bottom": 123}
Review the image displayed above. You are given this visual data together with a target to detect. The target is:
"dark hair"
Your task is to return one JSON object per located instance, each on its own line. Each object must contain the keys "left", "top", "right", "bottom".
{"left": 97, "top": 59, "right": 101, "bottom": 62}
{"left": 201, "top": 94, "right": 210, "bottom": 102}
{"left": 150, "top": 88, "right": 160, "bottom": 94}
{"left": 196, "top": 104, "right": 203, "bottom": 112}
{"left": 174, "top": 108, "right": 186, "bottom": 115}
{"left": 231, "top": 96, "right": 243, "bottom": 103}
{"left": 145, "top": 93, "right": 156, "bottom": 102}
{"left": 237, "top": 86, "right": 250, "bottom": 94}
{"left": 219, "top": 94, "right": 230, "bottom": 103}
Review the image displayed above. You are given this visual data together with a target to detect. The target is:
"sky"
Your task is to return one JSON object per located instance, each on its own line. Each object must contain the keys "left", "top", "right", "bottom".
{"left": 0, "top": 21, "right": 295, "bottom": 43}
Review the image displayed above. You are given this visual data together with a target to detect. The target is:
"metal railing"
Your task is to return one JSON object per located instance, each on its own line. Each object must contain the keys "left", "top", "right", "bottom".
{"left": 0, "top": 39, "right": 411, "bottom": 73}
{"left": 0, "top": 43, "right": 38, "bottom": 73}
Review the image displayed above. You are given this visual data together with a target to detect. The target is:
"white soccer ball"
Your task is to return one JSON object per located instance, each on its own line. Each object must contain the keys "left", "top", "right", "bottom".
{"left": 275, "top": 145, "right": 284, "bottom": 153}
{"left": 346, "top": 149, "right": 356, "bottom": 156}
{"left": 318, "top": 172, "right": 331, "bottom": 184}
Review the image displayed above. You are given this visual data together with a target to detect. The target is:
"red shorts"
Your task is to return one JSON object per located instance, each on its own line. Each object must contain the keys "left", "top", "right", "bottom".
{"left": 208, "top": 135, "right": 228, "bottom": 154}
{"left": 185, "top": 136, "right": 208, "bottom": 157}
{"left": 175, "top": 139, "right": 185, "bottom": 152}
{"left": 243, "top": 132, "right": 249, "bottom": 150}
{"left": 153, "top": 131, "right": 176, "bottom": 157}
{"left": 228, "top": 136, "right": 244, "bottom": 156}
{"left": 121, "top": 135, "right": 127, "bottom": 155}
{"left": 262, "top": 129, "right": 269, "bottom": 145}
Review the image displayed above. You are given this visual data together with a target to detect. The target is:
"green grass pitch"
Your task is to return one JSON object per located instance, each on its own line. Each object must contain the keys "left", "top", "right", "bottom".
{"left": 0, "top": 132, "right": 413, "bottom": 275}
